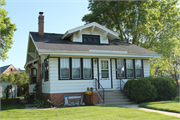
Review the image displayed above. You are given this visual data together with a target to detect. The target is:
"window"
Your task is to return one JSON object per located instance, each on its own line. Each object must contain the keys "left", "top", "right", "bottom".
{"left": 101, "top": 60, "right": 109, "bottom": 78}
{"left": 83, "top": 59, "right": 92, "bottom": 79}
{"left": 42, "top": 63, "right": 44, "bottom": 79}
{"left": 116, "top": 59, "right": 125, "bottom": 78}
{"left": 72, "top": 58, "right": 81, "bottom": 79}
{"left": 135, "top": 60, "right": 142, "bottom": 78}
{"left": 31, "top": 68, "right": 37, "bottom": 84}
{"left": 126, "top": 59, "right": 134, "bottom": 78}
{"left": 60, "top": 58, "right": 70, "bottom": 79}
{"left": 44, "top": 58, "right": 49, "bottom": 81}
{"left": 82, "top": 34, "right": 100, "bottom": 44}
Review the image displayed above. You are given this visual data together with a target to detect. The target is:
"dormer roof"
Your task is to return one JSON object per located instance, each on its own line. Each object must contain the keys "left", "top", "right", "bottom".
{"left": 61, "top": 22, "right": 119, "bottom": 40}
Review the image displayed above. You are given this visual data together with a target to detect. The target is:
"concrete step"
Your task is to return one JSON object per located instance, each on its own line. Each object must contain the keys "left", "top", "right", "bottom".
{"left": 99, "top": 95, "right": 128, "bottom": 99}
{"left": 97, "top": 90, "right": 132, "bottom": 105}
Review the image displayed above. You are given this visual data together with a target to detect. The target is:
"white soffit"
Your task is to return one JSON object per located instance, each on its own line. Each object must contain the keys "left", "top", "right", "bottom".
{"left": 61, "top": 22, "right": 119, "bottom": 40}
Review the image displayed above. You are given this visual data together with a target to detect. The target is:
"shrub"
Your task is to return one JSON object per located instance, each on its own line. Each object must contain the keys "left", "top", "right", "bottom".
{"left": 26, "top": 94, "right": 35, "bottom": 104}
{"left": 123, "top": 76, "right": 178, "bottom": 103}
{"left": 150, "top": 77, "right": 178, "bottom": 100}
{"left": 123, "top": 79, "right": 135, "bottom": 90}
{"left": 130, "top": 78, "right": 157, "bottom": 103}
{"left": 33, "top": 99, "right": 50, "bottom": 108}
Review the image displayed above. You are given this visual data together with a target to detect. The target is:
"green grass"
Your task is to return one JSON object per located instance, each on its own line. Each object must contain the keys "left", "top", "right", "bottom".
{"left": 1, "top": 106, "right": 179, "bottom": 120}
{"left": 1, "top": 97, "right": 25, "bottom": 110}
{"left": 139, "top": 96, "right": 180, "bottom": 113}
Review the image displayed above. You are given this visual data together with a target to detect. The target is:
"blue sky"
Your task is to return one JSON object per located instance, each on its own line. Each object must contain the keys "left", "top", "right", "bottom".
{"left": 1, "top": 0, "right": 89, "bottom": 70}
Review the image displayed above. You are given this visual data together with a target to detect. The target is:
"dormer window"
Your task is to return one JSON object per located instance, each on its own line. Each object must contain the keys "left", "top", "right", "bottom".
{"left": 83, "top": 34, "right": 100, "bottom": 44}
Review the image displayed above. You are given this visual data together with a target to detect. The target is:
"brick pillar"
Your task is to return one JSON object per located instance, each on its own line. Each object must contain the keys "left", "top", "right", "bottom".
{"left": 38, "top": 12, "right": 44, "bottom": 37}
{"left": 91, "top": 91, "right": 98, "bottom": 105}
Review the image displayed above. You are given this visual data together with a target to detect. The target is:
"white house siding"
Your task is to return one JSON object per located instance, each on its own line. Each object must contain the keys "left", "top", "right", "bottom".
{"left": 49, "top": 58, "right": 94, "bottom": 93}
{"left": 47, "top": 58, "right": 150, "bottom": 93}
{"left": 71, "top": 28, "right": 109, "bottom": 44}
{"left": 29, "top": 84, "right": 36, "bottom": 93}
{"left": 143, "top": 60, "right": 150, "bottom": 77}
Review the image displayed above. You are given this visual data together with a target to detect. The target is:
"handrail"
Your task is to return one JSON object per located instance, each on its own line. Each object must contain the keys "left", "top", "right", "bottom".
{"left": 94, "top": 78, "right": 105, "bottom": 104}
{"left": 120, "top": 78, "right": 131, "bottom": 101}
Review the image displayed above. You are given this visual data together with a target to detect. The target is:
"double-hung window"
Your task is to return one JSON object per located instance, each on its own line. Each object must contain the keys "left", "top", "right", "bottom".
{"left": 83, "top": 59, "right": 92, "bottom": 79}
{"left": 72, "top": 58, "right": 81, "bottom": 79}
{"left": 60, "top": 58, "right": 70, "bottom": 79}
{"left": 135, "top": 60, "right": 142, "bottom": 78}
{"left": 44, "top": 59, "right": 49, "bottom": 81}
{"left": 126, "top": 59, "right": 134, "bottom": 78}
{"left": 117, "top": 59, "right": 125, "bottom": 78}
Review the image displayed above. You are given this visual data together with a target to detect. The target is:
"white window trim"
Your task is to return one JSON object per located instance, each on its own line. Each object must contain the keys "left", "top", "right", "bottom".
{"left": 126, "top": 59, "right": 134, "bottom": 78}
{"left": 116, "top": 59, "right": 125, "bottom": 78}
{"left": 60, "top": 58, "right": 70, "bottom": 79}
{"left": 135, "top": 60, "right": 143, "bottom": 78}
{"left": 83, "top": 58, "right": 92, "bottom": 79}
{"left": 72, "top": 58, "right": 81, "bottom": 79}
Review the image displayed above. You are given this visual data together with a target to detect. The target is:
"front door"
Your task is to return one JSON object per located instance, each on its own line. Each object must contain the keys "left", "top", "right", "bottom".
{"left": 99, "top": 59, "right": 111, "bottom": 88}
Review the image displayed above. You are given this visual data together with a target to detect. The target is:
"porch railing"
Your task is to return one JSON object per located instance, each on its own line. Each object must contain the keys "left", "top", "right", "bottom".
{"left": 120, "top": 78, "right": 131, "bottom": 101}
{"left": 94, "top": 78, "right": 105, "bottom": 104}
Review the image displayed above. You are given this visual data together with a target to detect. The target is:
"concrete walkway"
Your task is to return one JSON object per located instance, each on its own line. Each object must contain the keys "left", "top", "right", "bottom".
{"left": 19, "top": 98, "right": 38, "bottom": 109}
{"left": 119, "top": 104, "right": 180, "bottom": 118}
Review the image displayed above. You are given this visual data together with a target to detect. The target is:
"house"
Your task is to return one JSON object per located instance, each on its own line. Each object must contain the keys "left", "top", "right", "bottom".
{"left": 0, "top": 64, "right": 19, "bottom": 76}
{"left": 24, "top": 12, "right": 161, "bottom": 105}
{"left": 0, "top": 81, "right": 17, "bottom": 98}
{"left": 16, "top": 68, "right": 25, "bottom": 73}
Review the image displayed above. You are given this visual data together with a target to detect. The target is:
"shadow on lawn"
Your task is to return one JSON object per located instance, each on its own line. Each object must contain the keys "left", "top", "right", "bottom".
{"left": 1, "top": 98, "right": 25, "bottom": 111}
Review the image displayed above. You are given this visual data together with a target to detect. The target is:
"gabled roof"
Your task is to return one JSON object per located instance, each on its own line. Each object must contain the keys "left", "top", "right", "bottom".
{"left": 30, "top": 32, "right": 161, "bottom": 56}
{"left": 0, "top": 65, "right": 11, "bottom": 74}
{"left": 61, "top": 22, "right": 119, "bottom": 40}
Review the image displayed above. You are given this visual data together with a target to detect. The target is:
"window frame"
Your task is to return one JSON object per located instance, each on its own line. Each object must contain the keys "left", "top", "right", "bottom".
{"left": 44, "top": 58, "right": 49, "bottom": 82}
{"left": 83, "top": 58, "right": 92, "bottom": 79}
{"left": 82, "top": 34, "right": 100, "bottom": 44}
{"left": 135, "top": 59, "right": 144, "bottom": 78}
{"left": 72, "top": 58, "right": 81, "bottom": 79}
{"left": 31, "top": 68, "right": 37, "bottom": 84}
{"left": 126, "top": 59, "right": 134, "bottom": 79}
{"left": 116, "top": 59, "right": 125, "bottom": 79}
{"left": 60, "top": 58, "right": 70, "bottom": 79}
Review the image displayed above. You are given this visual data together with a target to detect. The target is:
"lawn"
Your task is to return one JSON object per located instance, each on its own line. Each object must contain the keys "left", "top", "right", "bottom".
{"left": 1, "top": 106, "right": 179, "bottom": 120}
{"left": 1, "top": 97, "right": 179, "bottom": 120}
{"left": 139, "top": 96, "right": 180, "bottom": 113}
{"left": 1, "top": 97, "right": 25, "bottom": 110}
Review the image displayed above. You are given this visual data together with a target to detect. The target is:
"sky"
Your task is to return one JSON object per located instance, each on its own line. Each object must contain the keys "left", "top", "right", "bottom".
{"left": 1, "top": 0, "right": 90, "bottom": 70}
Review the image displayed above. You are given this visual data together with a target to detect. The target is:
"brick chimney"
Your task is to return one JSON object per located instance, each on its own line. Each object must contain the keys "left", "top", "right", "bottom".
{"left": 38, "top": 12, "right": 44, "bottom": 37}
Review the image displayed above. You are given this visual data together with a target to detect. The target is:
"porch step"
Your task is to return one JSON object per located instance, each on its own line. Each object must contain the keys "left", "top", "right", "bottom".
{"left": 97, "top": 90, "right": 134, "bottom": 105}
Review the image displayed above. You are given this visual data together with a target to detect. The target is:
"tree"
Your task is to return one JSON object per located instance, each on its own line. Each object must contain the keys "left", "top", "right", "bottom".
{"left": 82, "top": 0, "right": 180, "bottom": 85}
{"left": 0, "top": 73, "right": 8, "bottom": 82}
{"left": 8, "top": 73, "right": 15, "bottom": 83}
{"left": 0, "top": 0, "right": 17, "bottom": 60}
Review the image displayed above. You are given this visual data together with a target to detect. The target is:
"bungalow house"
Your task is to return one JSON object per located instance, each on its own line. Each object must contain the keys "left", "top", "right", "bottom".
{"left": 24, "top": 12, "right": 161, "bottom": 106}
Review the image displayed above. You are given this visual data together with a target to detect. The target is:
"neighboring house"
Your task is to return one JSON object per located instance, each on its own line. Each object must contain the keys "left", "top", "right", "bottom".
{"left": 0, "top": 81, "right": 17, "bottom": 98}
{"left": 16, "top": 68, "right": 25, "bottom": 73}
{"left": 0, "top": 64, "right": 19, "bottom": 76}
{"left": 24, "top": 12, "right": 161, "bottom": 105}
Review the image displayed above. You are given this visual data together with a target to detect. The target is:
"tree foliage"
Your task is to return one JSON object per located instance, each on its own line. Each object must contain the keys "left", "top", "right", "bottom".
{"left": 0, "top": 0, "right": 17, "bottom": 60}
{"left": 0, "top": 73, "right": 8, "bottom": 82}
{"left": 82, "top": 0, "right": 180, "bottom": 83}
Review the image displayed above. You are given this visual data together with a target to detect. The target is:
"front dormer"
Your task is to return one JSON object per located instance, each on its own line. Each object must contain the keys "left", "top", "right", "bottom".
{"left": 61, "top": 22, "right": 119, "bottom": 44}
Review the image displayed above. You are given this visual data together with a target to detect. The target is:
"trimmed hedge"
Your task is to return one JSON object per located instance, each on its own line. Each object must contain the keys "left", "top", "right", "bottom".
{"left": 124, "top": 76, "right": 178, "bottom": 103}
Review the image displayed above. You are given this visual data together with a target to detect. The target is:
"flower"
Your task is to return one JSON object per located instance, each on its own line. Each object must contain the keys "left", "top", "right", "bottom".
{"left": 85, "top": 91, "right": 92, "bottom": 95}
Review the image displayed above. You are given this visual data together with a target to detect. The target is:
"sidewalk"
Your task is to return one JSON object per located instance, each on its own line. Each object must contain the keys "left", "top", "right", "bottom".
{"left": 119, "top": 104, "right": 180, "bottom": 118}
